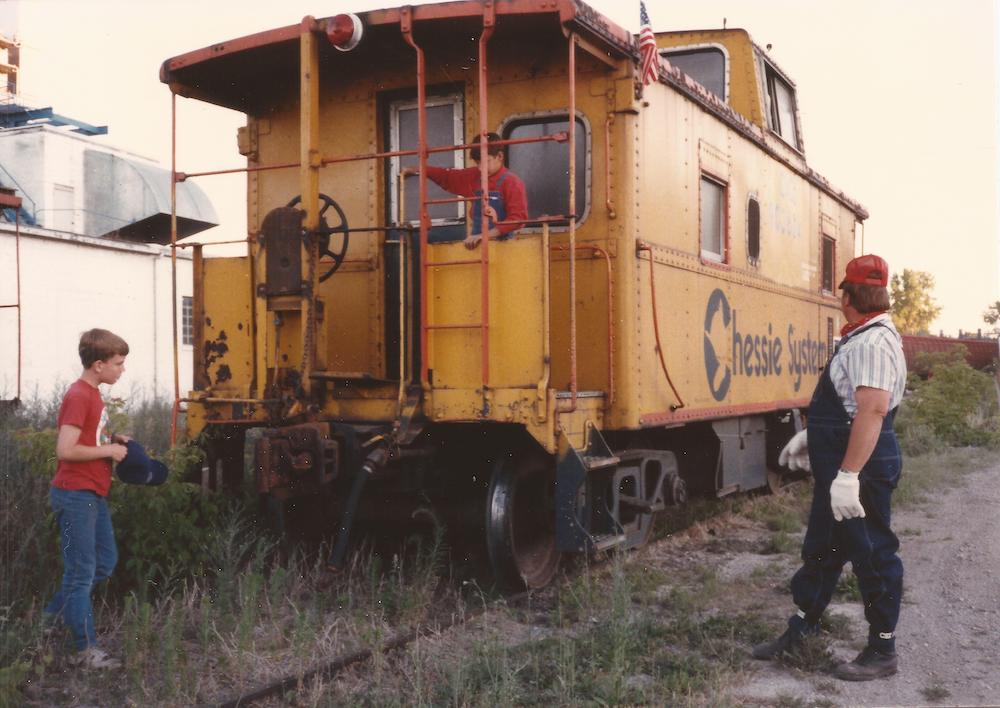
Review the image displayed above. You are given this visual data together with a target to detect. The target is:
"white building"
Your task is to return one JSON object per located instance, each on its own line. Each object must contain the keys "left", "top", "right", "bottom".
{"left": 0, "top": 124, "right": 217, "bottom": 402}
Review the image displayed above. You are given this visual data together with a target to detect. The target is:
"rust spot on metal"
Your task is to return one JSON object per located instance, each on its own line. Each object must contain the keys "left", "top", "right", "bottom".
{"left": 216, "top": 364, "right": 232, "bottom": 384}
{"left": 204, "top": 329, "right": 229, "bottom": 374}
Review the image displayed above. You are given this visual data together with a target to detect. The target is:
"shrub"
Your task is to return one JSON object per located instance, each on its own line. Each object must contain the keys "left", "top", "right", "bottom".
{"left": 1, "top": 394, "right": 243, "bottom": 607}
{"left": 0, "top": 426, "right": 61, "bottom": 613}
{"left": 896, "top": 347, "right": 999, "bottom": 451}
{"left": 108, "top": 442, "right": 239, "bottom": 599}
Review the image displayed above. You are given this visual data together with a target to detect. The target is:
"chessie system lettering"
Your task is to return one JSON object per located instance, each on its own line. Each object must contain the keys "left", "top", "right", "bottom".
{"left": 704, "top": 288, "right": 830, "bottom": 402}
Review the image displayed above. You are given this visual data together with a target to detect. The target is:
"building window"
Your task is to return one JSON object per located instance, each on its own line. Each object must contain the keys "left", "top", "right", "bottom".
{"left": 182, "top": 296, "right": 193, "bottom": 346}
{"left": 747, "top": 196, "right": 761, "bottom": 264}
{"left": 762, "top": 61, "right": 800, "bottom": 150}
{"left": 700, "top": 175, "right": 727, "bottom": 262}
{"left": 821, "top": 236, "right": 835, "bottom": 293}
{"left": 662, "top": 47, "right": 727, "bottom": 101}
{"left": 503, "top": 113, "right": 588, "bottom": 225}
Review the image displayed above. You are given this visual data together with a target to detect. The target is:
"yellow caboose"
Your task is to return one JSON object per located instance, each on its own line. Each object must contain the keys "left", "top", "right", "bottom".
{"left": 161, "top": 0, "right": 866, "bottom": 588}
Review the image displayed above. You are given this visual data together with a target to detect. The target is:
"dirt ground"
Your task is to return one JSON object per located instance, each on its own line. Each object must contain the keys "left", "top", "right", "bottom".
{"left": 728, "top": 459, "right": 1000, "bottom": 707}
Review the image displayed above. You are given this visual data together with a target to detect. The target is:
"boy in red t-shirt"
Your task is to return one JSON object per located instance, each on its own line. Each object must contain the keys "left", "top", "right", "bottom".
{"left": 44, "top": 328, "right": 129, "bottom": 670}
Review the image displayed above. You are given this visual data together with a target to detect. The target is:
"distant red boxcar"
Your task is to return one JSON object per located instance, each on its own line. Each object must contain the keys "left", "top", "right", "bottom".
{"left": 901, "top": 334, "right": 999, "bottom": 375}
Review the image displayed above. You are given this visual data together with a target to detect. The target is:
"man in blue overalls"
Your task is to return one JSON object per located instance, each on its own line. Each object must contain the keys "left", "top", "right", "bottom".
{"left": 402, "top": 132, "right": 528, "bottom": 250}
{"left": 754, "top": 254, "right": 908, "bottom": 681}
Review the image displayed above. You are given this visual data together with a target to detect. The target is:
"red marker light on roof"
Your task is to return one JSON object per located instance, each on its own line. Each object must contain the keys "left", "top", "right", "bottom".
{"left": 326, "top": 13, "right": 363, "bottom": 51}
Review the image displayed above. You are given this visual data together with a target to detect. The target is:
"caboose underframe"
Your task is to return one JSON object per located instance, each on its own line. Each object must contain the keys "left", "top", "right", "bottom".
{"left": 161, "top": 0, "right": 866, "bottom": 589}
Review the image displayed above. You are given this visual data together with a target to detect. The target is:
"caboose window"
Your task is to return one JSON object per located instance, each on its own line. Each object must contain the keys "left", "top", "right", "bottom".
{"left": 502, "top": 114, "right": 588, "bottom": 225}
{"left": 763, "top": 61, "right": 800, "bottom": 150}
{"left": 747, "top": 196, "right": 761, "bottom": 264}
{"left": 391, "top": 94, "right": 465, "bottom": 226}
{"left": 662, "top": 47, "right": 727, "bottom": 101}
{"left": 700, "top": 175, "right": 727, "bottom": 262}
{"left": 822, "top": 236, "right": 836, "bottom": 293}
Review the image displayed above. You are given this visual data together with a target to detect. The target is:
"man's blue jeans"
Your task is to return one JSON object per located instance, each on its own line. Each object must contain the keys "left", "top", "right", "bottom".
{"left": 44, "top": 487, "right": 118, "bottom": 651}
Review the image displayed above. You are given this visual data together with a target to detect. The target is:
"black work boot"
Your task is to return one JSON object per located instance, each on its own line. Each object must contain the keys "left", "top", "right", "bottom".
{"left": 833, "top": 646, "right": 899, "bottom": 681}
{"left": 752, "top": 615, "right": 818, "bottom": 660}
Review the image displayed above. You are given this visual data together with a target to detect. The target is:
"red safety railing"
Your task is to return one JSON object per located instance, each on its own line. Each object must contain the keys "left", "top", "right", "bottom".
{"left": 0, "top": 189, "right": 23, "bottom": 403}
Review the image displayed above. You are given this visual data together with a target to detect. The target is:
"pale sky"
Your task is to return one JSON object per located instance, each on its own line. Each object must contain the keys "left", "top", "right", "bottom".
{"left": 3, "top": 0, "right": 998, "bottom": 336}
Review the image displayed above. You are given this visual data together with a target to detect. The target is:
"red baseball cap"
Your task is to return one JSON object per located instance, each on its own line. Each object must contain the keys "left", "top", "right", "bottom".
{"left": 839, "top": 254, "right": 889, "bottom": 288}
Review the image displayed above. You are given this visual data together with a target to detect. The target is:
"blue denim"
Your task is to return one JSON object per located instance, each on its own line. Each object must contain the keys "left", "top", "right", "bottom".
{"left": 44, "top": 487, "right": 118, "bottom": 651}
{"left": 791, "top": 326, "right": 903, "bottom": 654}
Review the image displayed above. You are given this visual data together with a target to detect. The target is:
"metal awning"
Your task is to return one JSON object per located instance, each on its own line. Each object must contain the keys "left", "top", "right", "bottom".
{"left": 84, "top": 150, "right": 218, "bottom": 243}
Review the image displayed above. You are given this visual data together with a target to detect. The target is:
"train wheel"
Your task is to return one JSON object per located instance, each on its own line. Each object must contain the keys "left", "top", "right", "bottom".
{"left": 485, "top": 452, "right": 560, "bottom": 590}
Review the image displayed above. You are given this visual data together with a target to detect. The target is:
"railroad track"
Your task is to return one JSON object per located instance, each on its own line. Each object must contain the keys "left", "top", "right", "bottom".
{"left": 219, "top": 589, "right": 532, "bottom": 707}
{"left": 216, "top": 499, "right": 719, "bottom": 706}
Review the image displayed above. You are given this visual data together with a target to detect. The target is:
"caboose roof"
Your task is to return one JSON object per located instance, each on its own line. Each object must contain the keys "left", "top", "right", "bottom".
{"left": 160, "top": 0, "right": 634, "bottom": 113}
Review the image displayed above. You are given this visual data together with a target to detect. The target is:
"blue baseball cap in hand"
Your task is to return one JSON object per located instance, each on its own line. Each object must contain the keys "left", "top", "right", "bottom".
{"left": 115, "top": 440, "right": 169, "bottom": 486}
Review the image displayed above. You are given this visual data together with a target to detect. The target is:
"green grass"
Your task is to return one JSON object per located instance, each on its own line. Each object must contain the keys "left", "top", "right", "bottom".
{"left": 3, "top": 368, "right": 998, "bottom": 705}
{"left": 762, "top": 530, "right": 799, "bottom": 556}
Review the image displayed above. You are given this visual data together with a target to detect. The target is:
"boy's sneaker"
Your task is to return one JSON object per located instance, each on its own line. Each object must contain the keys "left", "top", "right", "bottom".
{"left": 68, "top": 646, "right": 121, "bottom": 670}
{"left": 833, "top": 646, "right": 898, "bottom": 681}
{"left": 752, "top": 617, "right": 819, "bottom": 660}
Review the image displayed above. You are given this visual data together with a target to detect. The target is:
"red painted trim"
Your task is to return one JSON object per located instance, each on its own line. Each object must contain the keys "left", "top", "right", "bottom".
{"left": 640, "top": 397, "right": 810, "bottom": 426}
{"left": 160, "top": 25, "right": 302, "bottom": 83}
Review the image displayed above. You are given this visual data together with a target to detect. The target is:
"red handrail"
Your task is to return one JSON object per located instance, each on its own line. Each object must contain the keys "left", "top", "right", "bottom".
{"left": 636, "top": 242, "right": 685, "bottom": 409}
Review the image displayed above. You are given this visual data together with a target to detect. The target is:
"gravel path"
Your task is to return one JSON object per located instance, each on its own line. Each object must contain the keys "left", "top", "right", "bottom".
{"left": 734, "top": 460, "right": 1000, "bottom": 706}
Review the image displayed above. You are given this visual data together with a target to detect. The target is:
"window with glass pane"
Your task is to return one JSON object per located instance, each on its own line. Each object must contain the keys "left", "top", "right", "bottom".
{"left": 663, "top": 48, "right": 726, "bottom": 101}
{"left": 182, "top": 296, "right": 193, "bottom": 346}
{"left": 822, "top": 237, "right": 835, "bottom": 292}
{"left": 394, "top": 97, "right": 464, "bottom": 224}
{"left": 700, "top": 176, "right": 726, "bottom": 261}
{"left": 765, "top": 64, "right": 800, "bottom": 150}
{"left": 504, "top": 116, "right": 586, "bottom": 222}
{"left": 747, "top": 197, "right": 761, "bottom": 264}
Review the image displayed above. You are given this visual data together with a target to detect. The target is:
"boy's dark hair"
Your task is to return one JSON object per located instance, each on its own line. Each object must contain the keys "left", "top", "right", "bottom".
{"left": 79, "top": 329, "right": 129, "bottom": 368}
{"left": 841, "top": 283, "right": 891, "bottom": 314}
{"left": 469, "top": 132, "right": 504, "bottom": 162}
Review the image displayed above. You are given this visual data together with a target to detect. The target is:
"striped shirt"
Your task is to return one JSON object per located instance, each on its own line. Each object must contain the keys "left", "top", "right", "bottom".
{"left": 829, "top": 313, "right": 907, "bottom": 417}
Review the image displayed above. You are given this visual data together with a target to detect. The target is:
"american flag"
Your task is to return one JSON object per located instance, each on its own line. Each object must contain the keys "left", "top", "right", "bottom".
{"left": 639, "top": 1, "right": 658, "bottom": 86}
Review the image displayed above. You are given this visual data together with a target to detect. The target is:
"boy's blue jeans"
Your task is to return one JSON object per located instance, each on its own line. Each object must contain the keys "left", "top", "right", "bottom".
{"left": 44, "top": 487, "right": 118, "bottom": 651}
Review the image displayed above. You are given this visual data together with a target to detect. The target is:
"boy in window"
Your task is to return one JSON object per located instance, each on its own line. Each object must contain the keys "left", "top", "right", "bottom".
{"left": 403, "top": 132, "right": 528, "bottom": 249}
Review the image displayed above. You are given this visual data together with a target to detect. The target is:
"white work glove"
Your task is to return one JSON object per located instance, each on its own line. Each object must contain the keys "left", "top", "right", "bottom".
{"left": 830, "top": 470, "right": 865, "bottom": 521}
{"left": 778, "top": 429, "right": 810, "bottom": 472}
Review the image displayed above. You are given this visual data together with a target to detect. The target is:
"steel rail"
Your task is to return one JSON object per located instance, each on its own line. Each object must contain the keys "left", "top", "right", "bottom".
{"left": 216, "top": 589, "right": 531, "bottom": 707}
